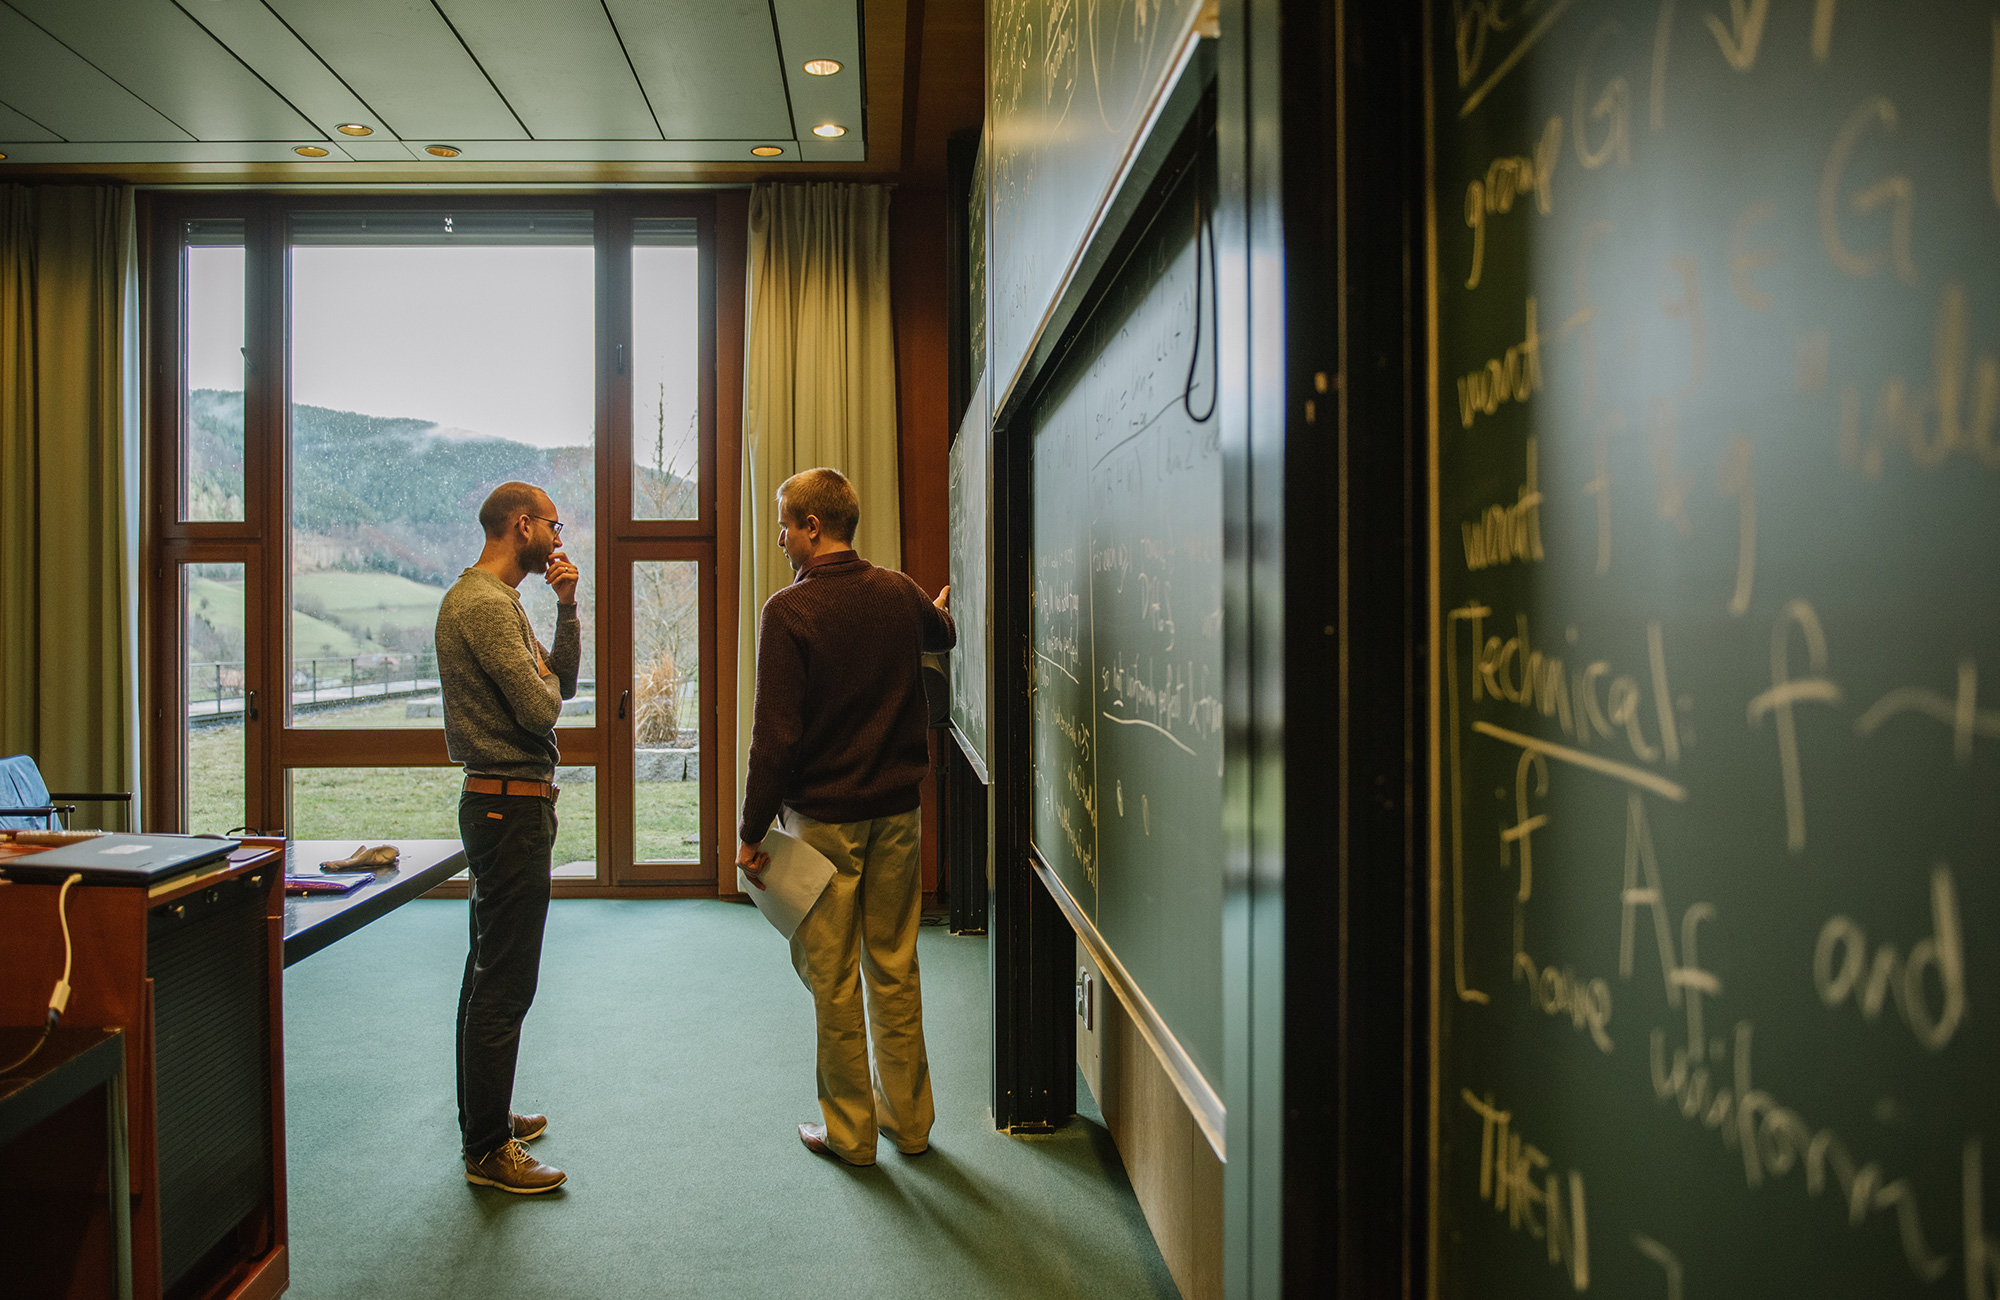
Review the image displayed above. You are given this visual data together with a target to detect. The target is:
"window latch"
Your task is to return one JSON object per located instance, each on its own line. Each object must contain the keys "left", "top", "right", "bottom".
{"left": 616, "top": 342, "right": 625, "bottom": 375}
{"left": 618, "top": 689, "right": 629, "bottom": 720}
{"left": 246, "top": 689, "right": 259, "bottom": 721}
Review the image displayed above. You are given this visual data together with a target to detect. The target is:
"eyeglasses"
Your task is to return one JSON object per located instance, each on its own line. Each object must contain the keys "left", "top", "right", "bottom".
{"left": 525, "top": 514, "right": 565, "bottom": 540}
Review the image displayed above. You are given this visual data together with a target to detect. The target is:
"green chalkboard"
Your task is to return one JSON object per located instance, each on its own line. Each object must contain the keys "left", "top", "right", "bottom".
{"left": 950, "top": 377, "right": 991, "bottom": 779}
{"left": 1030, "top": 159, "right": 1224, "bottom": 1090}
{"left": 1428, "top": 3, "right": 2000, "bottom": 1297}
{"left": 987, "top": 0, "right": 1205, "bottom": 406}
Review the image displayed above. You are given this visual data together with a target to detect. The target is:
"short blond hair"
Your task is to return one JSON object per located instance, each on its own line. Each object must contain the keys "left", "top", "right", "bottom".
{"left": 777, "top": 467, "right": 859, "bottom": 542}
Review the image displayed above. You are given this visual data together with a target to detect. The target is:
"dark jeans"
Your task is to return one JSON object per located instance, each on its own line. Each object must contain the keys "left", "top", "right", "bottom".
{"left": 455, "top": 791, "right": 556, "bottom": 1159}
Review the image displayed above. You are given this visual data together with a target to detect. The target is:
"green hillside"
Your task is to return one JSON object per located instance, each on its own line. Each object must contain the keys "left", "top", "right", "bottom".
{"left": 187, "top": 575, "right": 383, "bottom": 661}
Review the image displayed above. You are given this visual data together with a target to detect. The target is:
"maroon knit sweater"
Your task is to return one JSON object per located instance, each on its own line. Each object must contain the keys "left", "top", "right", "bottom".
{"left": 740, "top": 550, "right": 957, "bottom": 843}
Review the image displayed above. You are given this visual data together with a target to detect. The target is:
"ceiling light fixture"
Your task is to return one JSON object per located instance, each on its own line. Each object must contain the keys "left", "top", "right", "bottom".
{"left": 425, "top": 144, "right": 462, "bottom": 158}
{"left": 812, "top": 123, "right": 846, "bottom": 138}
{"left": 336, "top": 123, "right": 373, "bottom": 136}
{"left": 802, "top": 59, "right": 842, "bottom": 76}
{"left": 751, "top": 145, "right": 784, "bottom": 157}
{"left": 293, "top": 145, "right": 329, "bottom": 157}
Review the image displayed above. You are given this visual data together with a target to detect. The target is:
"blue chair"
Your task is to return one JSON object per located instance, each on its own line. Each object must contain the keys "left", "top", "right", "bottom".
{"left": 0, "top": 754, "right": 132, "bottom": 831}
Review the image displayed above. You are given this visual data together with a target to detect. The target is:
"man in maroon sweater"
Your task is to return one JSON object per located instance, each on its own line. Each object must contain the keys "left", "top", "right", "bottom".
{"left": 737, "top": 467, "right": 956, "bottom": 1165}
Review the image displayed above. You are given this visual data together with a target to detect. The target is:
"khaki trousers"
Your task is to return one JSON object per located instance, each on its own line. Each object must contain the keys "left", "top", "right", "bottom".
{"left": 783, "top": 805, "right": 933, "bottom": 1163}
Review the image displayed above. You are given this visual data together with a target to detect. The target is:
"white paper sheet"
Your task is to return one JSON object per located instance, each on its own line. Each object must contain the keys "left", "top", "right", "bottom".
{"left": 736, "top": 827, "right": 837, "bottom": 941}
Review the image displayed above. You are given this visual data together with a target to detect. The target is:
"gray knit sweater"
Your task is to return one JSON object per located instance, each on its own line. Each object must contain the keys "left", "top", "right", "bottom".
{"left": 435, "top": 567, "right": 580, "bottom": 781}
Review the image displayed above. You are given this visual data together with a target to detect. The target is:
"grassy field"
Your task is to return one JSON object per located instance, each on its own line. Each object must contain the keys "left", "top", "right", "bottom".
{"left": 189, "top": 724, "right": 702, "bottom": 869}
{"left": 292, "top": 571, "right": 451, "bottom": 644}
{"left": 188, "top": 576, "right": 385, "bottom": 659}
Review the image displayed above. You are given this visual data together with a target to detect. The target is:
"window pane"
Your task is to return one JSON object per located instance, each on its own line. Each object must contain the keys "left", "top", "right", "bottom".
{"left": 287, "top": 213, "right": 596, "bottom": 728}
{"left": 633, "top": 561, "right": 701, "bottom": 861}
{"left": 185, "top": 562, "right": 245, "bottom": 833}
{"left": 289, "top": 766, "right": 595, "bottom": 874}
{"left": 184, "top": 221, "right": 245, "bottom": 522}
{"left": 632, "top": 218, "right": 700, "bottom": 520}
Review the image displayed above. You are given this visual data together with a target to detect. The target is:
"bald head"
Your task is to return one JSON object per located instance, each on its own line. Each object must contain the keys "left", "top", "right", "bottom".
{"left": 479, "top": 481, "right": 552, "bottom": 539}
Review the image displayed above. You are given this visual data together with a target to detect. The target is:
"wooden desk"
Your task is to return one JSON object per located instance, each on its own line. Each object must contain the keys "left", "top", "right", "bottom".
{"left": 0, "top": 1026, "right": 131, "bottom": 1299}
{"left": 282, "top": 839, "right": 466, "bottom": 968}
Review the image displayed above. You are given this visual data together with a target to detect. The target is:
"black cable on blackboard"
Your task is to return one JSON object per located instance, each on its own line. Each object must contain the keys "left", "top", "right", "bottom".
{"left": 1183, "top": 101, "right": 1219, "bottom": 426}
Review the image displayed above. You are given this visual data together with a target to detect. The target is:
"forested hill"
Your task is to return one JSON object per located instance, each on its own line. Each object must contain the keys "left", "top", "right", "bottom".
{"left": 189, "top": 389, "right": 609, "bottom": 587}
{"left": 191, "top": 388, "right": 594, "bottom": 530}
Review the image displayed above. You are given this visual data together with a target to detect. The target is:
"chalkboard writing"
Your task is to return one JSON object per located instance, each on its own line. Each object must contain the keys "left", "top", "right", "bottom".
{"left": 1428, "top": 3, "right": 1999, "bottom": 1297}
{"left": 987, "top": 0, "right": 1206, "bottom": 407}
{"left": 950, "top": 377, "right": 991, "bottom": 778}
{"left": 1030, "top": 161, "right": 1223, "bottom": 1090}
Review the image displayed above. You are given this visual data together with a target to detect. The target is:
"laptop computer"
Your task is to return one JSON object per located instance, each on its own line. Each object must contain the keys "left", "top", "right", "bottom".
{"left": 2, "top": 833, "right": 241, "bottom": 886}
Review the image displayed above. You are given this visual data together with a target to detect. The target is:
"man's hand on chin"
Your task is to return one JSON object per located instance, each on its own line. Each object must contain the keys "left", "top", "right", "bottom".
{"left": 736, "top": 840, "right": 771, "bottom": 890}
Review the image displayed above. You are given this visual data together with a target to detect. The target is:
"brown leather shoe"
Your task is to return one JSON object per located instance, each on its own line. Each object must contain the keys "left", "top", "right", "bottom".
{"left": 798, "top": 1122, "right": 874, "bottom": 1166}
{"left": 465, "top": 1139, "right": 567, "bottom": 1193}
{"left": 511, "top": 1111, "right": 548, "bottom": 1142}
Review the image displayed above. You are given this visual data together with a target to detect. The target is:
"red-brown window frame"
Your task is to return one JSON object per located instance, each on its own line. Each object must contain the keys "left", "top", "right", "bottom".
{"left": 139, "top": 190, "right": 748, "bottom": 897}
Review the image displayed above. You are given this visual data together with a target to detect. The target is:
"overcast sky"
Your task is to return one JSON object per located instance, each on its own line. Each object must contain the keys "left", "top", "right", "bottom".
{"left": 186, "top": 244, "right": 698, "bottom": 457}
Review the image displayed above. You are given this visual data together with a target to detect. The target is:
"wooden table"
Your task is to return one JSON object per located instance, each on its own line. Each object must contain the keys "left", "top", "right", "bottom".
{"left": 0, "top": 1026, "right": 132, "bottom": 1299}
{"left": 282, "top": 839, "right": 466, "bottom": 968}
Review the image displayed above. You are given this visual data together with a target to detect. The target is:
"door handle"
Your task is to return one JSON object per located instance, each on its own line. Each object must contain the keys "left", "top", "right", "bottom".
{"left": 246, "top": 689, "right": 259, "bottom": 721}
{"left": 618, "top": 689, "right": 629, "bottom": 720}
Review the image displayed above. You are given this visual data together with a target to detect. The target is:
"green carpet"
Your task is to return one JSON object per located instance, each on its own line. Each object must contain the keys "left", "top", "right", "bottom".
{"left": 282, "top": 899, "right": 1179, "bottom": 1299}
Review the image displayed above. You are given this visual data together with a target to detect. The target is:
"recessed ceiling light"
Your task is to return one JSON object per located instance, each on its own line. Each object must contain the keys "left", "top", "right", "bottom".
{"left": 803, "top": 59, "right": 842, "bottom": 76}
{"left": 751, "top": 145, "right": 784, "bottom": 157}
{"left": 336, "top": 123, "right": 373, "bottom": 136}
{"left": 812, "top": 123, "right": 846, "bottom": 138}
{"left": 425, "top": 144, "right": 462, "bottom": 158}
{"left": 293, "top": 145, "right": 329, "bottom": 157}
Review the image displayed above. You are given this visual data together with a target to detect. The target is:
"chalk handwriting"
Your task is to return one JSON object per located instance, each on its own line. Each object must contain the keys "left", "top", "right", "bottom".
{"left": 1649, "top": 1020, "right": 1952, "bottom": 1282}
{"left": 1857, "top": 656, "right": 2000, "bottom": 761}
{"left": 1632, "top": 1235, "right": 1684, "bottom": 1300}
{"left": 1819, "top": 95, "right": 1919, "bottom": 286}
{"left": 1574, "top": 22, "right": 1633, "bottom": 170}
{"left": 1812, "top": 0, "right": 1837, "bottom": 61}
{"left": 1461, "top": 1090, "right": 1591, "bottom": 1289}
{"left": 1704, "top": 0, "right": 1769, "bottom": 72}
{"left": 1462, "top": 436, "right": 1546, "bottom": 569}
{"left": 1466, "top": 118, "right": 1563, "bottom": 289}
{"left": 1969, "top": 1141, "right": 2000, "bottom": 1299}
{"left": 1457, "top": 608, "right": 1687, "bottom": 774}
{"left": 1457, "top": 0, "right": 1583, "bottom": 118}
{"left": 1457, "top": 296, "right": 1544, "bottom": 429}
{"left": 1746, "top": 600, "right": 1843, "bottom": 853}
{"left": 1838, "top": 283, "right": 2000, "bottom": 479}
{"left": 1447, "top": 602, "right": 1495, "bottom": 1005}
{"left": 1517, "top": 947, "right": 1617, "bottom": 1052}
{"left": 1814, "top": 864, "right": 1966, "bottom": 1050}
{"left": 1649, "top": 0, "right": 1676, "bottom": 131}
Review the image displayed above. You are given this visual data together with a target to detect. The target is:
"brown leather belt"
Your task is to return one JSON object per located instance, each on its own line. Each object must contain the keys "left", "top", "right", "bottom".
{"left": 463, "top": 776, "right": 560, "bottom": 802}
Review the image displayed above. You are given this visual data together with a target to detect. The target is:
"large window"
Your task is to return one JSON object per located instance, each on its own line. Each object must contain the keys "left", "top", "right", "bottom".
{"left": 147, "top": 197, "right": 729, "bottom": 893}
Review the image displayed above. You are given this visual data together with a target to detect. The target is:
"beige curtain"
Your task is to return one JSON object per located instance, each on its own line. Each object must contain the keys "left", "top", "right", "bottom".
{"left": 736, "top": 183, "right": 902, "bottom": 819}
{"left": 0, "top": 185, "right": 135, "bottom": 807}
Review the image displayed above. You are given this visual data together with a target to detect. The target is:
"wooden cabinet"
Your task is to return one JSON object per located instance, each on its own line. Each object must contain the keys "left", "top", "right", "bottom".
{"left": 0, "top": 839, "right": 287, "bottom": 1300}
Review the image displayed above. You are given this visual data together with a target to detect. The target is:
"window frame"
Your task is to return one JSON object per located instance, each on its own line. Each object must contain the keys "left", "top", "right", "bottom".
{"left": 141, "top": 190, "right": 741, "bottom": 897}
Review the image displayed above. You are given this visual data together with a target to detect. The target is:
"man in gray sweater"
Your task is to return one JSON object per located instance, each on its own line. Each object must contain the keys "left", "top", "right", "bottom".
{"left": 435, "top": 480, "right": 580, "bottom": 1194}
